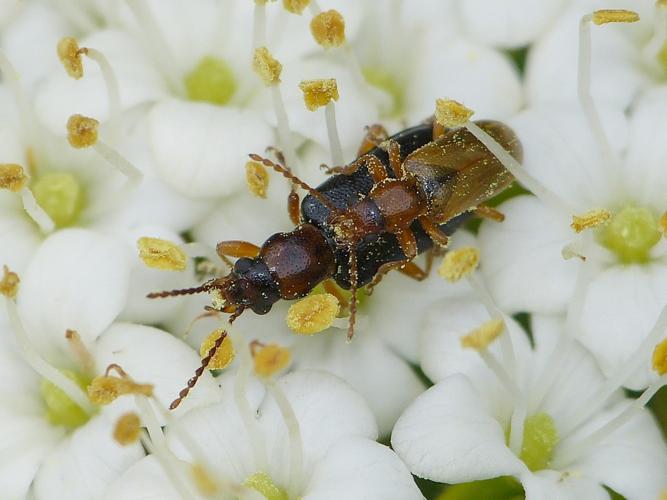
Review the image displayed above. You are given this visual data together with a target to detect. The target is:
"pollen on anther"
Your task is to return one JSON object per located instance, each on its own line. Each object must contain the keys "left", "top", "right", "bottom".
{"left": 591, "top": 9, "right": 640, "bottom": 25}
{"left": 438, "top": 247, "right": 480, "bottom": 282}
{"left": 87, "top": 375, "right": 154, "bottom": 405}
{"left": 200, "top": 329, "right": 235, "bottom": 370}
{"left": 246, "top": 161, "right": 270, "bottom": 198}
{"left": 137, "top": 237, "right": 187, "bottom": 271}
{"left": 286, "top": 293, "right": 339, "bottom": 334}
{"left": 0, "top": 163, "right": 28, "bottom": 192}
{"left": 299, "top": 79, "right": 339, "bottom": 111}
{"left": 571, "top": 208, "right": 611, "bottom": 233}
{"left": 435, "top": 98, "right": 474, "bottom": 128}
{"left": 113, "top": 412, "right": 141, "bottom": 445}
{"left": 461, "top": 318, "right": 505, "bottom": 350}
{"left": 57, "top": 37, "right": 85, "bottom": 79}
{"left": 0, "top": 265, "right": 20, "bottom": 298}
{"left": 310, "top": 10, "right": 346, "bottom": 48}
{"left": 253, "top": 343, "right": 291, "bottom": 378}
{"left": 66, "top": 114, "right": 99, "bottom": 148}
{"left": 652, "top": 338, "right": 667, "bottom": 375}
{"left": 253, "top": 47, "right": 282, "bottom": 86}
{"left": 283, "top": 0, "right": 310, "bottom": 14}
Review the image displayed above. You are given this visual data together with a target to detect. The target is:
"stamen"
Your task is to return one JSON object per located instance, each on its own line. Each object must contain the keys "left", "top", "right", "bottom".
{"left": 286, "top": 293, "right": 339, "bottom": 334}
{"left": 325, "top": 102, "right": 344, "bottom": 166}
{"left": 437, "top": 247, "right": 479, "bottom": 282}
{"left": 191, "top": 463, "right": 220, "bottom": 496}
{"left": 253, "top": 47, "right": 282, "bottom": 86}
{"left": 0, "top": 163, "right": 28, "bottom": 192}
{"left": 570, "top": 208, "right": 611, "bottom": 233}
{"left": 0, "top": 164, "right": 54, "bottom": 233}
{"left": 137, "top": 236, "right": 188, "bottom": 271}
{"left": 591, "top": 9, "right": 640, "bottom": 25}
{"left": 310, "top": 10, "right": 346, "bottom": 48}
{"left": 652, "top": 338, "right": 667, "bottom": 375}
{"left": 435, "top": 98, "right": 474, "bottom": 128}
{"left": 0, "top": 51, "right": 39, "bottom": 139}
{"left": 66, "top": 114, "right": 99, "bottom": 148}
{"left": 253, "top": 343, "right": 291, "bottom": 378}
{"left": 113, "top": 412, "right": 142, "bottom": 445}
{"left": 298, "top": 79, "right": 343, "bottom": 165}
{"left": 460, "top": 318, "right": 505, "bottom": 350}
{"left": 87, "top": 375, "right": 153, "bottom": 405}
{"left": 80, "top": 47, "right": 122, "bottom": 142}
{"left": 65, "top": 329, "right": 95, "bottom": 375}
{"left": 245, "top": 161, "right": 270, "bottom": 198}
{"left": 200, "top": 329, "right": 235, "bottom": 370}
{"left": 0, "top": 265, "right": 20, "bottom": 299}
{"left": 253, "top": 0, "right": 268, "bottom": 49}
{"left": 283, "top": 0, "right": 310, "bottom": 14}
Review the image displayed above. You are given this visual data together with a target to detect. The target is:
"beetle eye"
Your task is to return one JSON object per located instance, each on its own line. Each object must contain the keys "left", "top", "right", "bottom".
{"left": 234, "top": 258, "right": 253, "bottom": 274}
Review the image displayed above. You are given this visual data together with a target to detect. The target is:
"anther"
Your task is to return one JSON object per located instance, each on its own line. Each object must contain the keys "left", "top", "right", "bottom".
{"left": 113, "top": 412, "right": 142, "bottom": 445}
{"left": 0, "top": 265, "right": 20, "bottom": 299}
{"left": 253, "top": 343, "right": 291, "bottom": 378}
{"left": 245, "top": 160, "right": 270, "bottom": 198}
{"left": 652, "top": 338, "right": 667, "bottom": 375}
{"left": 200, "top": 329, "right": 235, "bottom": 370}
{"left": 461, "top": 318, "right": 505, "bottom": 350}
{"left": 0, "top": 163, "right": 28, "bottom": 192}
{"left": 438, "top": 247, "right": 480, "bottom": 282}
{"left": 286, "top": 293, "right": 339, "bottom": 334}
{"left": 310, "top": 10, "right": 345, "bottom": 48}
{"left": 591, "top": 9, "right": 640, "bottom": 25}
{"left": 253, "top": 47, "right": 282, "bottom": 86}
{"left": 570, "top": 208, "right": 611, "bottom": 233}
{"left": 65, "top": 329, "right": 95, "bottom": 374}
{"left": 299, "top": 78, "right": 339, "bottom": 111}
{"left": 283, "top": 0, "right": 310, "bottom": 14}
{"left": 87, "top": 375, "right": 154, "bottom": 405}
{"left": 435, "top": 98, "right": 474, "bottom": 128}
{"left": 137, "top": 237, "right": 187, "bottom": 271}
{"left": 57, "top": 37, "right": 84, "bottom": 79}
{"left": 67, "top": 114, "right": 99, "bottom": 148}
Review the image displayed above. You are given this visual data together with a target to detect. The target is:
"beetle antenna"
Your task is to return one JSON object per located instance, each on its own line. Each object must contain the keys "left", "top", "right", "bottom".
{"left": 169, "top": 307, "right": 245, "bottom": 410}
{"left": 249, "top": 153, "right": 342, "bottom": 215}
{"left": 346, "top": 246, "right": 358, "bottom": 342}
{"left": 146, "top": 280, "right": 216, "bottom": 299}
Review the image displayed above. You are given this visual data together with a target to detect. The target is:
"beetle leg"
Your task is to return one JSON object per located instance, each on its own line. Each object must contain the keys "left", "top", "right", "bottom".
{"left": 381, "top": 139, "right": 404, "bottom": 178}
{"left": 347, "top": 246, "right": 359, "bottom": 341}
{"left": 321, "top": 154, "right": 388, "bottom": 184}
{"left": 216, "top": 240, "right": 261, "bottom": 259}
{"left": 357, "top": 123, "right": 389, "bottom": 156}
{"left": 418, "top": 216, "right": 450, "bottom": 248}
{"left": 367, "top": 230, "right": 418, "bottom": 291}
{"left": 399, "top": 261, "right": 428, "bottom": 281}
{"left": 475, "top": 204, "right": 505, "bottom": 222}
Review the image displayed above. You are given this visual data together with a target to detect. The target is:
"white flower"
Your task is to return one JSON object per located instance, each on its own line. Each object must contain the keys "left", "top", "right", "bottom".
{"left": 393, "top": 297, "right": 667, "bottom": 499}
{"left": 104, "top": 370, "right": 423, "bottom": 500}
{"left": 0, "top": 229, "right": 220, "bottom": 500}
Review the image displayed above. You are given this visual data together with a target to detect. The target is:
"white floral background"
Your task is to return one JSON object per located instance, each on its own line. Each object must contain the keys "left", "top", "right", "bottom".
{"left": 1, "top": 0, "right": 667, "bottom": 499}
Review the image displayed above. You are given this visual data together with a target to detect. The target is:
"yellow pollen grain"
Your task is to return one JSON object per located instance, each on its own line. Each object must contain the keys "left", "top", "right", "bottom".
{"left": 245, "top": 160, "right": 270, "bottom": 198}
{"left": 461, "top": 318, "right": 505, "bottom": 350}
{"left": 571, "top": 208, "right": 611, "bottom": 233}
{"left": 191, "top": 463, "right": 219, "bottom": 496}
{"left": 299, "top": 78, "right": 339, "bottom": 111}
{"left": 435, "top": 98, "right": 474, "bottom": 128}
{"left": 283, "top": 0, "right": 310, "bottom": 14}
{"left": 66, "top": 114, "right": 99, "bottom": 149}
{"left": 0, "top": 265, "right": 20, "bottom": 298}
{"left": 0, "top": 163, "right": 28, "bottom": 192}
{"left": 592, "top": 9, "right": 640, "bottom": 25}
{"left": 652, "top": 338, "right": 667, "bottom": 375}
{"left": 286, "top": 293, "right": 339, "bottom": 334}
{"left": 87, "top": 376, "right": 153, "bottom": 405}
{"left": 113, "top": 412, "right": 141, "bottom": 445}
{"left": 254, "top": 343, "right": 291, "bottom": 378}
{"left": 438, "top": 247, "right": 480, "bottom": 282}
{"left": 137, "top": 237, "right": 187, "bottom": 271}
{"left": 57, "top": 37, "right": 85, "bottom": 79}
{"left": 200, "top": 329, "right": 235, "bottom": 370}
{"left": 253, "top": 47, "right": 282, "bottom": 86}
{"left": 310, "top": 10, "right": 345, "bottom": 48}
{"left": 659, "top": 212, "right": 667, "bottom": 236}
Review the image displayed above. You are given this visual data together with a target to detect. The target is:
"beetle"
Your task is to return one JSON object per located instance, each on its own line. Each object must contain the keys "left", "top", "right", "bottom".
{"left": 150, "top": 118, "right": 522, "bottom": 408}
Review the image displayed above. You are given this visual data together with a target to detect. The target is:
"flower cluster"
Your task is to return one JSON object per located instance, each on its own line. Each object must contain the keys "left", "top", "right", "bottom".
{"left": 1, "top": 1, "right": 666, "bottom": 499}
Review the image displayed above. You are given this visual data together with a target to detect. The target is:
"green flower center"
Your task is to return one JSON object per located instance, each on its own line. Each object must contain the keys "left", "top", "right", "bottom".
{"left": 32, "top": 171, "right": 85, "bottom": 228}
{"left": 657, "top": 38, "right": 667, "bottom": 74}
{"left": 185, "top": 56, "right": 237, "bottom": 105}
{"left": 437, "top": 476, "right": 524, "bottom": 500}
{"left": 40, "top": 370, "right": 92, "bottom": 430}
{"left": 518, "top": 413, "right": 559, "bottom": 471}
{"left": 598, "top": 205, "right": 661, "bottom": 264}
{"left": 362, "top": 66, "right": 404, "bottom": 118}
{"left": 243, "top": 472, "right": 288, "bottom": 500}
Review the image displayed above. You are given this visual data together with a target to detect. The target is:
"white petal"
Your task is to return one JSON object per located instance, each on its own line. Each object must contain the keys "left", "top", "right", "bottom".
{"left": 103, "top": 456, "right": 186, "bottom": 500}
{"left": 303, "top": 437, "right": 423, "bottom": 500}
{"left": 579, "top": 263, "right": 667, "bottom": 389}
{"left": 392, "top": 375, "right": 526, "bottom": 483}
{"left": 32, "top": 413, "right": 144, "bottom": 500}
{"left": 0, "top": 206, "right": 41, "bottom": 273}
{"left": 520, "top": 470, "right": 609, "bottom": 500}
{"left": 18, "top": 229, "right": 131, "bottom": 366}
{"left": 149, "top": 99, "right": 274, "bottom": 199}
{"left": 93, "top": 323, "right": 221, "bottom": 422}
{"left": 478, "top": 196, "right": 578, "bottom": 314}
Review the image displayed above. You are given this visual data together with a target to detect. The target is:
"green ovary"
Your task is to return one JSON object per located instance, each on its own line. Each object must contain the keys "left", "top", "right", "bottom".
{"left": 185, "top": 56, "right": 237, "bottom": 105}
{"left": 40, "top": 370, "right": 92, "bottom": 429}
{"left": 362, "top": 66, "right": 404, "bottom": 117}
{"left": 598, "top": 206, "right": 661, "bottom": 264}
{"left": 243, "top": 472, "right": 288, "bottom": 500}
{"left": 519, "top": 413, "right": 559, "bottom": 471}
{"left": 32, "top": 172, "right": 85, "bottom": 228}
